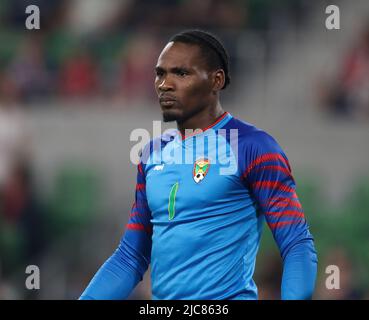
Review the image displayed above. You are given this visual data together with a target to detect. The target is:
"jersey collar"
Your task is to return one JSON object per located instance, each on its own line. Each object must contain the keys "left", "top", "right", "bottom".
{"left": 178, "top": 111, "right": 233, "bottom": 141}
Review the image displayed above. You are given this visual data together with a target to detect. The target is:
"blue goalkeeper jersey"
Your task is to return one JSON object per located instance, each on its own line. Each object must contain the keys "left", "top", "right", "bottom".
{"left": 80, "top": 112, "right": 317, "bottom": 300}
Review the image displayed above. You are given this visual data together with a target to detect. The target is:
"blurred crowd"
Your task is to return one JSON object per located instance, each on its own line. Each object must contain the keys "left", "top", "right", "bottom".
{"left": 0, "top": 0, "right": 314, "bottom": 107}
{"left": 0, "top": 100, "right": 45, "bottom": 298}
{"left": 320, "top": 22, "right": 369, "bottom": 121}
{"left": 1, "top": 0, "right": 368, "bottom": 119}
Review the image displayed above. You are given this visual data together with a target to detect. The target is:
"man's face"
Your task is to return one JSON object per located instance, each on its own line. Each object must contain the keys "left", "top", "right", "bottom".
{"left": 155, "top": 42, "right": 214, "bottom": 123}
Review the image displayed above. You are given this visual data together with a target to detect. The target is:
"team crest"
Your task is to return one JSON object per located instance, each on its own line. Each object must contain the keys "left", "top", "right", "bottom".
{"left": 193, "top": 158, "right": 210, "bottom": 183}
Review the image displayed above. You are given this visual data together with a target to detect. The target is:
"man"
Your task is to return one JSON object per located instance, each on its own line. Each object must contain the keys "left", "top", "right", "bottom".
{"left": 80, "top": 30, "right": 317, "bottom": 300}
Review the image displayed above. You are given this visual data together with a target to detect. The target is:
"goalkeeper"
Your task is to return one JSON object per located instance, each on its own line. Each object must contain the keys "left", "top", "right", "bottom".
{"left": 80, "top": 30, "right": 317, "bottom": 300}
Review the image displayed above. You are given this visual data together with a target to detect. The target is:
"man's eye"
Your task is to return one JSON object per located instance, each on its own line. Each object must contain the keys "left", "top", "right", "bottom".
{"left": 156, "top": 71, "right": 163, "bottom": 77}
{"left": 177, "top": 70, "right": 188, "bottom": 77}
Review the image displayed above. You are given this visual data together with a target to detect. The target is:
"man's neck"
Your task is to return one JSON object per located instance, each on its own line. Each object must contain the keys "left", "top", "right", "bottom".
{"left": 177, "top": 102, "right": 224, "bottom": 137}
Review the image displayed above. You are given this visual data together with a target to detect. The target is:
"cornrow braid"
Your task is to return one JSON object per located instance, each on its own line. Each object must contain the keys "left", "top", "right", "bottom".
{"left": 169, "top": 30, "right": 231, "bottom": 90}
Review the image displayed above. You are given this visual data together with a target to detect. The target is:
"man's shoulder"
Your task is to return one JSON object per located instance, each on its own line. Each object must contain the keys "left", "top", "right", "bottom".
{"left": 225, "top": 115, "right": 280, "bottom": 150}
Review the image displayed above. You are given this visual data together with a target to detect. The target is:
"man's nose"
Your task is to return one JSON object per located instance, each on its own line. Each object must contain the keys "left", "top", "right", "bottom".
{"left": 158, "top": 77, "right": 174, "bottom": 91}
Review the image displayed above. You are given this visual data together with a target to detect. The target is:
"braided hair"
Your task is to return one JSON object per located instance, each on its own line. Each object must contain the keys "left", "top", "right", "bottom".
{"left": 169, "top": 30, "right": 231, "bottom": 90}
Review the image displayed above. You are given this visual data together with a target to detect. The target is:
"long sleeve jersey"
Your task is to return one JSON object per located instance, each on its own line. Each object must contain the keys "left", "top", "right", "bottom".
{"left": 80, "top": 112, "right": 317, "bottom": 300}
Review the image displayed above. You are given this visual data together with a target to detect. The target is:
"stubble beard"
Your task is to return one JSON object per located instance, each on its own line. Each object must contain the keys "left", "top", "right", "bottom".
{"left": 162, "top": 107, "right": 184, "bottom": 123}
{"left": 162, "top": 111, "right": 179, "bottom": 123}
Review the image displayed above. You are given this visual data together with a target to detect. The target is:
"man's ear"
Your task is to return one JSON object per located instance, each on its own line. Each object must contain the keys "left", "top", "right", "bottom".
{"left": 212, "top": 69, "right": 226, "bottom": 92}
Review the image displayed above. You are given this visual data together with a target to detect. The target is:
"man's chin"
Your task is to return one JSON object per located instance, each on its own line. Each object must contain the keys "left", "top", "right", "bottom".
{"left": 162, "top": 110, "right": 182, "bottom": 123}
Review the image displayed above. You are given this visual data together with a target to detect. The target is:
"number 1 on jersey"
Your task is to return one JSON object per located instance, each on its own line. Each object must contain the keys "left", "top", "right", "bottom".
{"left": 168, "top": 182, "right": 179, "bottom": 220}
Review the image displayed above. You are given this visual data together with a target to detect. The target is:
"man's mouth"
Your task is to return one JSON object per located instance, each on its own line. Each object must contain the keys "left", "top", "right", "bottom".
{"left": 161, "top": 100, "right": 176, "bottom": 107}
{"left": 159, "top": 96, "right": 177, "bottom": 108}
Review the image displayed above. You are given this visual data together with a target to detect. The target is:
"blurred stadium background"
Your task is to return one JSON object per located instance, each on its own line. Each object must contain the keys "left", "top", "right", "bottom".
{"left": 0, "top": 0, "right": 368, "bottom": 299}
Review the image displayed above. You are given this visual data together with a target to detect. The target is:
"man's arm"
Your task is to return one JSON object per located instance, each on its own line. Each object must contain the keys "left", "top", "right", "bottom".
{"left": 79, "top": 162, "right": 152, "bottom": 300}
{"left": 243, "top": 132, "right": 318, "bottom": 300}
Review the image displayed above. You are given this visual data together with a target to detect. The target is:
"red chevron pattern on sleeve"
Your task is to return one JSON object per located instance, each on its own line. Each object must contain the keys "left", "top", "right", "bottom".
{"left": 124, "top": 162, "right": 153, "bottom": 248}
{"left": 242, "top": 153, "right": 291, "bottom": 180}
{"left": 243, "top": 139, "right": 309, "bottom": 258}
{"left": 126, "top": 222, "right": 153, "bottom": 234}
